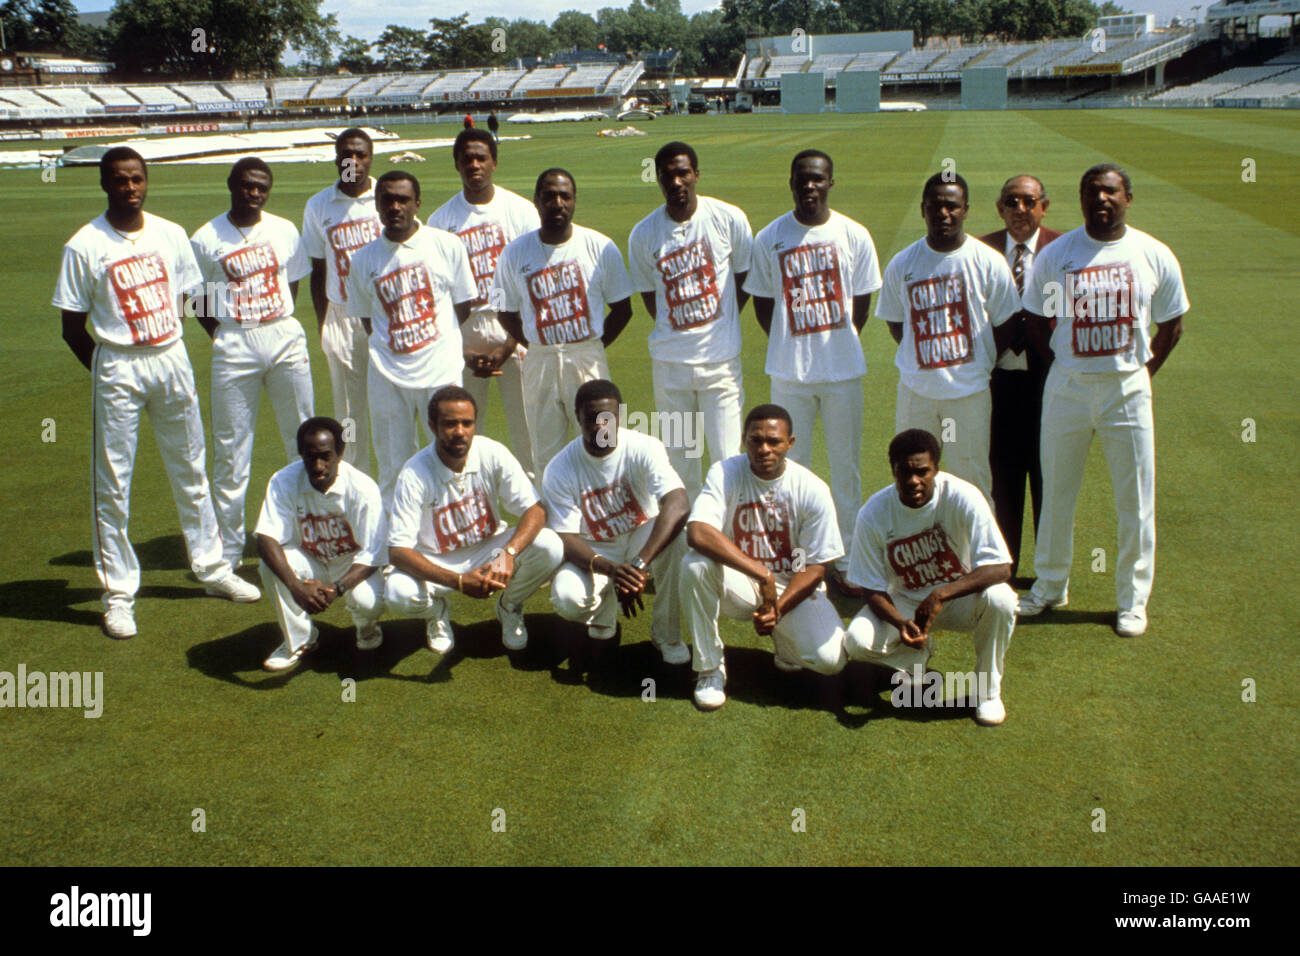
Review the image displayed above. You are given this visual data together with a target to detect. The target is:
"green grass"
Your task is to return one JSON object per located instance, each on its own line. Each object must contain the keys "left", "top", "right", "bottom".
{"left": 1, "top": 110, "right": 1297, "bottom": 865}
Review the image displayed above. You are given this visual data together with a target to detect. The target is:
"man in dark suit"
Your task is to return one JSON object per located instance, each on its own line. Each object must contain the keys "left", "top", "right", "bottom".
{"left": 978, "top": 175, "right": 1061, "bottom": 579}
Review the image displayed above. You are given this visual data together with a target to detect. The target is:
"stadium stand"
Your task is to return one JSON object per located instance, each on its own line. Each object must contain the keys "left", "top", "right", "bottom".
{"left": 884, "top": 48, "right": 944, "bottom": 74}
{"left": 34, "top": 87, "right": 98, "bottom": 111}
{"left": 515, "top": 66, "right": 569, "bottom": 90}
{"left": 271, "top": 79, "right": 314, "bottom": 103}
{"left": 306, "top": 77, "right": 361, "bottom": 99}
{"left": 125, "top": 85, "right": 188, "bottom": 107}
{"left": 845, "top": 51, "right": 899, "bottom": 71}
{"left": 468, "top": 68, "right": 526, "bottom": 90}
{"left": 765, "top": 55, "right": 809, "bottom": 75}
{"left": 422, "top": 71, "right": 485, "bottom": 95}
{"left": 970, "top": 43, "right": 1036, "bottom": 67}
{"left": 90, "top": 86, "right": 139, "bottom": 107}
{"left": 562, "top": 64, "right": 616, "bottom": 88}
{"left": 342, "top": 75, "right": 391, "bottom": 100}
{"left": 177, "top": 84, "right": 232, "bottom": 108}
{"left": 809, "top": 53, "right": 858, "bottom": 78}
{"left": 607, "top": 62, "right": 644, "bottom": 95}
{"left": 926, "top": 47, "right": 988, "bottom": 72}
{"left": 1150, "top": 64, "right": 1297, "bottom": 102}
{"left": 1224, "top": 67, "right": 1300, "bottom": 102}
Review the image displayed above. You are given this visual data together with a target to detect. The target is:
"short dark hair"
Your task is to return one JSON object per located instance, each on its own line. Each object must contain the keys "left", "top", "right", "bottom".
{"left": 100, "top": 146, "right": 146, "bottom": 183}
{"left": 376, "top": 169, "right": 420, "bottom": 201}
{"left": 923, "top": 171, "right": 968, "bottom": 205}
{"left": 335, "top": 128, "right": 373, "bottom": 154}
{"left": 228, "top": 155, "right": 272, "bottom": 188}
{"left": 888, "top": 429, "right": 942, "bottom": 468}
{"left": 535, "top": 167, "right": 575, "bottom": 196}
{"left": 1000, "top": 174, "right": 1046, "bottom": 202}
{"left": 744, "top": 403, "right": 793, "bottom": 436}
{"left": 297, "top": 416, "right": 345, "bottom": 455}
{"left": 1080, "top": 162, "right": 1131, "bottom": 196}
{"left": 453, "top": 127, "right": 497, "bottom": 163}
{"left": 790, "top": 148, "right": 832, "bottom": 179}
{"left": 655, "top": 141, "right": 697, "bottom": 173}
{"left": 427, "top": 385, "right": 477, "bottom": 427}
{"left": 574, "top": 378, "right": 623, "bottom": 415}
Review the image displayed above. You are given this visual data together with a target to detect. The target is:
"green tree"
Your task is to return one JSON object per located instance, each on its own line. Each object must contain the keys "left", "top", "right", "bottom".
{"left": 551, "top": 9, "right": 599, "bottom": 50}
{"left": 337, "top": 34, "right": 374, "bottom": 73}
{"left": 375, "top": 23, "right": 426, "bottom": 71}
{"left": 507, "top": 18, "right": 556, "bottom": 59}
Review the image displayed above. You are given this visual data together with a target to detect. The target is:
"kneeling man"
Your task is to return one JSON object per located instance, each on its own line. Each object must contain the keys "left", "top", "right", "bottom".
{"left": 845, "top": 429, "right": 1016, "bottom": 725}
{"left": 387, "top": 385, "right": 563, "bottom": 653}
{"left": 255, "top": 417, "right": 386, "bottom": 671}
{"left": 543, "top": 379, "right": 692, "bottom": 664}
{"left": 681, "top": 404, "right": 848, "bottom": 710}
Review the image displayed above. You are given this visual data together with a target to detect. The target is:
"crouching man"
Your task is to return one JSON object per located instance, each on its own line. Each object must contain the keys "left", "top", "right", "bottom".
{"left": 255, "top": 416, "right": 386, "bottom": 671}
{"left": 386, "top": 385, "right": 563, "bottom": 653}
{"left": 681, "top": 404, "right": 848, "bottom": 710}
{"left": 845, "top": 428, "right": 1016, "bottom": 725}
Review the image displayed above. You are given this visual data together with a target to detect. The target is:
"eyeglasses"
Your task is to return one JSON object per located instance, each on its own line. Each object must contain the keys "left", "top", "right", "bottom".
{"left": 1000, "top": 195, "right": 1042, "bottom": 210}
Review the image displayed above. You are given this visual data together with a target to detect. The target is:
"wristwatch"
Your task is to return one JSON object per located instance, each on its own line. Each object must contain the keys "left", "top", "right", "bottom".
{"left": 334, "top": 579, "right": 348, "bottom": 597}
{"left": 629, "top": 556, "right": 648, "bottom": 572}
{"left": 504, "top": 544, "right": 519, "bottom": 558}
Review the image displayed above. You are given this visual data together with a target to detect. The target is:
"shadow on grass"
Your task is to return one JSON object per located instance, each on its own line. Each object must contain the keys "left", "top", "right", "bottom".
{"left": 50, "top": 534, "right": 191, "bottom": 571}
{"left": 1015, "top": 608, "right": 1117, "bottom": 628}
{"left": 0, "top": 578, "right": 209, "bottom": 628}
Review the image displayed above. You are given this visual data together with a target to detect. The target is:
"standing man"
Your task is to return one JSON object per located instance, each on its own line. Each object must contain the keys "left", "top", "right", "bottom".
{"left": 386, "top": 386, "right": 564, "bottom": 654}
{"left": 53, "top": 147, "right": 259, "bottom": 640}
{"left": 845, "top": 429, "right": 1017, "bottom": 726}
{"left": 876, "top": 172, "right": 1021, "bottom": 505}
{"left": 494, "top": 168, "right": 633, "bottom": 477}
{"left": 190, "top": 156, "right": 314, "bottom": 570}
{"left": 628, "top": 141, "right": 753, "bottom": 498}
{"left": 255, "top": 417, "right": 386, "bottom": 671}
{"left": 346, "top": 171, "right": 477, "bottom": 510}
{"left": 680, "top": 404, "right": 848, "bottom": 711}
{"left": 744, "top": 149, "right": 881, "bottom": 596}
{"left": 977, "top": 175, "right": 1061, "bottom": 576}
{"left": 427, "top": 128, "right": 539, "bottom": 477}
{"left": 302, "top": 128, "right": 381, "bottom": 472}
{"left": 543, "top": 379, "right": 692, "bottom": 665}
{"left": 487, "top": 111, "right": 500, "bottom": 142}
{"left": 1018, "top": 164, "right": 1188, "bottom": 638}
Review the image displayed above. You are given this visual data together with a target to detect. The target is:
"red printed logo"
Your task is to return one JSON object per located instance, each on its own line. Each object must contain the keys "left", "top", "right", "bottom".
{"left": 656, "top": 237, "right": 721, "bottom": 331}
{"left": 431, "top": 487, "right": 497, "bottom": 553}
{"left": 299, "top": 512, "right": 360, "bottom": 562}
{"left": 907, "top": 273, "right": 974, "bottom": 369}
{"left": 528, "top": 261, "right": 593, "bottom": 345}
{"left": 108, "top": 252, "right": 178, "bottom": 345}
{"left": 887, "top": 524, "right": 967, "bottom": 591}
{"left": 1067, "top": 262, "right": 1136, "bottom": 357}
{"left": 219, "top": 241, "right": 283, "bottom": 326}
{"left": 327, "top": 217, "right": 381, "bottom": 301}
{"left": 732, "top": 497, "right": 795, "bottom": 573}
{"left": 458, "top": 222, "right": 507, "bottom": 307}
{"left": 580, "top": 477, "right": 649, "bottom": 542}
{"left": 374, "top": 263, "right": 438, "bottom": 354}
{"left": 779, "top": 242, "right": 846, "bottom": 336}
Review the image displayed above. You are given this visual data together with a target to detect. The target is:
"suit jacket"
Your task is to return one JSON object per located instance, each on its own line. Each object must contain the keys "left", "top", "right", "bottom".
{"left": 977, "top": 226, "right": 1063, "bottom": 367}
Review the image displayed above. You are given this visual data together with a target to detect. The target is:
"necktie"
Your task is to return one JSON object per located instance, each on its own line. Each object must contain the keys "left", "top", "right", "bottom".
{"left": 1012, "top": 242, "right": 1028, "bottom": 294}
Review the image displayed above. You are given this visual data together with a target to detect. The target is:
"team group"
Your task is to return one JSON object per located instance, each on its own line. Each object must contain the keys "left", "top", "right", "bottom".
{"left": 53, "top": 126, "right": 1189, "bottom": 723}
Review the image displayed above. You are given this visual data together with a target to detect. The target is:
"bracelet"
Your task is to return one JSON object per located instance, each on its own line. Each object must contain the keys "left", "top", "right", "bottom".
{"left": 457, "top": 573, "right": 463, "bottom": 593}
{"left": 588, "top": 553, "right": 600, "bottom": 575}
{"left": 334, "top": 579, "right": 348, "bottom": 597}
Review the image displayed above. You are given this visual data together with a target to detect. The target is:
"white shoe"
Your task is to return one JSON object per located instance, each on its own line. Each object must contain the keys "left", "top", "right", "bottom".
{"left": 588, "top": 623, "right": 617, "bottom": 640}
{"left": 1017, "top": 588, "right": 1067, "bottom": 617}
{"left": 264, "top": 628, "right": 318, "bottom": 672}
{"left": 497, "top": 597, "right": 528, "bottom": 650}
{"left": 773, "top": 653, "right": 803, "bottom": 673}
{"left": 1116, "top": 609, "right": 1147, "bottom": 638}
{"left": 103, "top": 606, "right": 137, "bottom": 640}
{"left": 655, "top": 640, "right": 691, "bottom": 666}
{"left": 355, "top": 621, "right": 383, "bottom": 650}
{"left": 206, "top": 573, "right": 261, "bottom": 603}
{"left": 694, "top": 665, "right": 727, "bottom": 711}
{"left": 974, "top": 696, "right": 1007, "bottom": 726}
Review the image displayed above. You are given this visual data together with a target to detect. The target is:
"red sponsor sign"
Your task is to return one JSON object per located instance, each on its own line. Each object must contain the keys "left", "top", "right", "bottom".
{"left": 219, "top": 241, "right": 282, "bottom": 326}
{"left": 580, "top": 477, "right": 648, "bottom": 542}
{"left": 108, "top": 252, "right": 177, "bottom": 345}
{"left": 457, "top": 222, "right": 508, "bottom": 307}
{"left": 656, "top": 236, "right": 721, "bottom": 331}
{"left": 326, "top": 217, "right": 382, "bottom": 301}
{"left": 887, "top": 524, "right": 967, "bottom": 591}
{"left": 374, "top": 263, "right": 438, "bottom": 354}
{"left": 732, "top": 497, "right": 795, "bottom": 574}
{"left": 431, "top": 487, "right": 497, "bottom": 553}
{"left": 779, "top": 241, "right": 846, "bottom": 336}
{"left": 528, "top": 260, "right": 593, "bottom": 345}
{"left": 1067, "top": 262, "right": 1136, "bottom": 357}
{"left": 299, "top": 512, "right": 360, "bottom": 562}
{"left": 907, "top": 273, "right": 974, "bottom": 369}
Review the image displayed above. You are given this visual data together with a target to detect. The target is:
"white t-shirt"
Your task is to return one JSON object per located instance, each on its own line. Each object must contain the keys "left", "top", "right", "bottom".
{"left": 1022, "top": 224, "right": 1190, "bottom": 374}
{"left": 345, "top": 222, "right": 477, "bottom": 389}
{"left": 542, "top": 429, "right": 684, "bottom": 542}
{"left": 301, "top": 178, "right": 383, "bottom": 305}
{"left": 190, "top": 211, "right": 310, "bottom": 329}
{"left": 689, "top": 454, "right": 843, "bottom": 579}
{"left": 627, "top": 195, "right": 753, "bottom": 365}
{"left": 426, "top": 186, "right": 540, "bottom": 321}
{"left": 389, "top": 436, "right": 538, "bottom": 557}
{"left": 494, "top": 224, "right": 633, "bottom": 346}
{"left": 744, "top": 210, "right": 882, "bottom": 384}
{"left": 52, "top": 212, "right": 201, "bottom": 348}
{"left": 255, "top": 459, "right": 387, "bottom": 568}
{"left": 848, "top": 471, "right": 1011, "bottom": 604}
{"left": 876, "top": 235, "right": 1021, "bottom": 400}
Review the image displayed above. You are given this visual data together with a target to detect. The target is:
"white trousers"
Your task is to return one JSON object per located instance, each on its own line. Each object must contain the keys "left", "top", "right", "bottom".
{"left": 680, "top": 550, "right": 848, "bottom": 675}
{"left": 461, "top": 311, "right": 534, "bottom": 478}
{"left": 258, "top": 547, "right": 383, "bottom": 652}
{"left": 211, "top": 319, "right": 314, "bottom": 568}
{"left": 91, "top": 341, "right": 229, "bottom": 612}
{"left": 770, "top": 375, "right": 862, "bottom": 569}
{"left": 845, "top": 582, "right": 1017, "bottom": 702}
{"left": 1031, "top": 366, "right": 1155, "bottom": 614}
{"left": 652, "top": 356, "right": 744, "bottom": 500}
{"left": 551, "top": 520, "right": 685, "bottom": 645}
{"left": 895, "top": 380, "right": 993, "bottom": 504}
{"left": 321, "top": 301, "right": 370, "bottom": 472}
{"left": 367, "top": 363, "right": 450, "bottom": 512}
{"left": 385, "top": 527, "right": 564, "bottom": 618}
{"left": 520, "top": 339, "right": 609, "bottom": 478}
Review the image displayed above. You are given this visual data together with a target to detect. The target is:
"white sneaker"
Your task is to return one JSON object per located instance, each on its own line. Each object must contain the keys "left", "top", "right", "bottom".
{"left": 588, "top": 623, "right": 617, "bottom": 640}
{"left": 206, "top": 573, "right": 261, "bottom": 603}
{"left": 355, "top": 621, "right": 383, "bottom": 650}
{"left": 655, "top": 640, "right": 691, "bottom": 666}
{"left": 264, "top": 628, "right": 318, "bottom": 672}
{"left": 1017, "top": 588, "right": 1067, "bottom": 617}
{"left": 1116, "top": 609, "right": 1147, "bottom": 638}
{"left": 497, "top": 597, "right": 528, "bottom": 650}
{"left": 103, "top": 606, "right": 137, "bottom": 640}
{"left": 694, "top": 665, "right": 727, "bottom": 711}
{"left": 974, "top": 696, "right": 1007, "bottom": 726}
